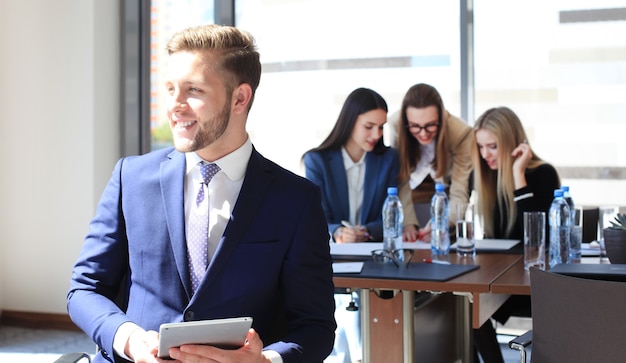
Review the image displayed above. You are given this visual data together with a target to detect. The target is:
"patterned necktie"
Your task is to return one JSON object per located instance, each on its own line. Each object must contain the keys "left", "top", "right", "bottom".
{"left": 188, "top": 162, "right": 221, "bottom": 292}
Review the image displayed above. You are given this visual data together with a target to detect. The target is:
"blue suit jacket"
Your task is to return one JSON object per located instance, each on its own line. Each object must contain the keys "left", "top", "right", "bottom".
{"left": 68, "top": 147, "right": 336, "bottom": 363}
{"left": 303, "top": 147, "right": 400, "bottom": 241}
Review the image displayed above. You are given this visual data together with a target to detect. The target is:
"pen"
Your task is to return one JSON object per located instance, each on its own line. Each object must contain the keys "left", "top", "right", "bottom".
{"left": 423, "top": 258, "right": 451, "bottom": 265}
{"left": 341, "top": 220, "right": 372, "bottom": 240}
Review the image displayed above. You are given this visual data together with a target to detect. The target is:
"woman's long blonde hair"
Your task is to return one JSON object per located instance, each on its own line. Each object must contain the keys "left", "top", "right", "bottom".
{"left": 472, "top": 107, "right": 545, "bottom": 238}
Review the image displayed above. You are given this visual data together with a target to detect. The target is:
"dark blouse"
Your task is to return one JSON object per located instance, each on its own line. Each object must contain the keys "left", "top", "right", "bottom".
{"left": 493, "top": 163, "right": 560, "bottom": 244}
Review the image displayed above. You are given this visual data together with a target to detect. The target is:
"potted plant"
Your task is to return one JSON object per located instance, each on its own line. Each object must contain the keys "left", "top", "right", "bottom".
{"left": 603, "top": 213, "right": 626, "bottom": 264}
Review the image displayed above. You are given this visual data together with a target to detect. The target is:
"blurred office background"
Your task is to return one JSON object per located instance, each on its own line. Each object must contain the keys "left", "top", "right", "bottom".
{"left": 0, "top": 0, "right": 624, "bottom": 329}
{"left": 149, "top": 0, "right": 626, "bottom": 209}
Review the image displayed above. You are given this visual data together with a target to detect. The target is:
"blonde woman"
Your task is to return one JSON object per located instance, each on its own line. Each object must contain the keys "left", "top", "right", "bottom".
{"left": 473, "top": 106, "right": 560, "bottom": 242}
{"left": 472, "top": 106, "right": 560, "bottom": 362}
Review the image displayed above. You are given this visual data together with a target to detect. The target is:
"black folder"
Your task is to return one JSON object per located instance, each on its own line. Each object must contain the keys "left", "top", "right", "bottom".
{"left": 549, "top": 263, "right": 626, "bottom": 282}
{"left": 339, "top": 260, "right": 479, "bottom": 282}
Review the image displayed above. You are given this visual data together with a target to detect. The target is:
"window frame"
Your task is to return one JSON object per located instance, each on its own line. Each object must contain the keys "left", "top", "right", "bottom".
{"left": 122, "top": 0, "right": 623, "bottom": 183}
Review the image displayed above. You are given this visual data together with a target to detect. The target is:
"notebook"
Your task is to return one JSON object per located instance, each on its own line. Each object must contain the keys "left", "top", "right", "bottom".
{"left": 337, "top": 260, "right": 479, "bottom": 282}
{"left": 549, "top": 263, "right": 626, "bottom": 282}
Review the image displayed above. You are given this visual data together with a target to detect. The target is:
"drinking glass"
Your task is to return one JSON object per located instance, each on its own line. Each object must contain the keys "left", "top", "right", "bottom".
{"left": 456, "top": 220, "right": 475, "bottom": 257}
{"left": 524, "top": 212, "right": 546, "bottom": 270}
{"left": 455, "top": 204, "right": 476, "bottom": 257}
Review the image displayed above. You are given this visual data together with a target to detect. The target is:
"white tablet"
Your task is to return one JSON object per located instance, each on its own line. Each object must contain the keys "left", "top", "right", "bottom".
{"left": 157, "top": 316, "right": 253, "bottom": 358}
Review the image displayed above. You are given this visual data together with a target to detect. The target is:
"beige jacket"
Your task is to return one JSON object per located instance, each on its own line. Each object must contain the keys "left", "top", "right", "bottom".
{"left": 392, "top": 111, "right": 473, "bottom": 228}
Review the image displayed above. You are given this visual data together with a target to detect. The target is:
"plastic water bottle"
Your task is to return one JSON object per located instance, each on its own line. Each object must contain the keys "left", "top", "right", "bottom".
{"left": 430, "top": 183, "right": 450, "bottom": 255}
{"left": 549, "top": 189, "right": 571, "bottom": 267}
{"left": 562, "top": 186, "right": 580, "bottom": 260}
{"left": 562, "top": 186, "right": 575, "bottom": 213}
{"left": 382, "top": 187, "right": 404, "bottom": 261}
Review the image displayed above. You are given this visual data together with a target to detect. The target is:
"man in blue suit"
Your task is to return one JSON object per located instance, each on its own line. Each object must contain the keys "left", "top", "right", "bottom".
{"left": 67, "top": 24, "right": 336, "bottom": 363}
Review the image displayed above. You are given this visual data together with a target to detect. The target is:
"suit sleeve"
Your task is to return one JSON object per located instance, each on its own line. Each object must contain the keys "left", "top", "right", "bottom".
{"left": 67, "top": 158, "right": 132, "bottom": 361}
{"left": 303, "top": 152, "right": 341, "bottom": 239}
{"left": 446, "top": 116, "right": 474, "bottom": 223}
{"left": 400, "top": 180, "right": 421, "bottom": 228}
{"left": 364, "top": 149, "right": 400, "bottom": 240}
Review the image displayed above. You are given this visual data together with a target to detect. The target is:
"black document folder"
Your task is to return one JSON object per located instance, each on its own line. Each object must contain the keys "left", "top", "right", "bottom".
{"left": 549, "top": 263, "right": 626, "bottom": 282}
{"left": 339, "top": 260, "right": 479, "bottom": 282}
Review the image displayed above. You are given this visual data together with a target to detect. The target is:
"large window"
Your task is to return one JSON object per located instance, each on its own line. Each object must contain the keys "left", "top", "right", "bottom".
{"left": 236, "top": 0, "right": 460, "bottom": 175}
{"left": 149, "top": 0, "right": 215, "bottom": 149}
{"left": 473, "top": 0, "right": 626, "bottom": 207}
{"left": 145, "top": 0, "right": 626, "bottom": 208}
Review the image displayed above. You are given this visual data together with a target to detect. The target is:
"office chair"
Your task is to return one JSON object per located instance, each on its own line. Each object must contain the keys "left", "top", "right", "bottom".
{"left": 582, "top": 207, "right": 599, "bottom": 243}
{"left": 53, "top": 352, "right": 91, "bottom": 363}
{"left": 508, "top": 268, "right": 626, "bottom": 363}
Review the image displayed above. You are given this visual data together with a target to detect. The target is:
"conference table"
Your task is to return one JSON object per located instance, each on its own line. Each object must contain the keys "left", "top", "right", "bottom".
{"left": 490, "top": 254, "right": 612, "bottom": 296}
{"left": 332, "top": 243, "right": 526, "bottom": 363}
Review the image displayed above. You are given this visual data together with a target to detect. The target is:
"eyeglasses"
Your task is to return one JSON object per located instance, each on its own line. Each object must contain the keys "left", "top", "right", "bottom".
{"left": 406, "top": 123, "right": 440, "bottom": 134}
{"left": 371, "top": 249, "right": 415, "bottom": 268}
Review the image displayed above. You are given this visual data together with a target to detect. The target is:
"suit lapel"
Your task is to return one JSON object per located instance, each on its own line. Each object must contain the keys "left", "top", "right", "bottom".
{"left": 362, "top": 153, "right": 377, "bottom": 223}
{"left": 201, "top": 149, "right": 273, "bottom": 288}
{"left": 160, "top": 150, "right": 192, "bottom": 295}
{"left": 328, "top": 150, "right": 350, "bottom": 218}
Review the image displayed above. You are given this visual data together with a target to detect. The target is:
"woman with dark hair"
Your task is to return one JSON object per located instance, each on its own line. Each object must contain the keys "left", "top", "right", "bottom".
{"left": 303, "top": 87, "right": 398, "bottom": 363}
{"left": 394, "top": 83, "right": 473, "bottom": 241}
{"left": 303, "top": 87, "right": 399, "bottom": 243}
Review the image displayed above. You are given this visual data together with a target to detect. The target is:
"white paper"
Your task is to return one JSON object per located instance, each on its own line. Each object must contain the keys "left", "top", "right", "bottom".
{"left": 581, "top": 242, "right": 600, "bottom": 256}
{"left": 450, "top": 238, "right": 520, "bottom": 251}
{"left": 330, "top": 241, "right": 431, "bottom": 257}
{"left": 332, "top": 262, "right": 364, "bottom": 273}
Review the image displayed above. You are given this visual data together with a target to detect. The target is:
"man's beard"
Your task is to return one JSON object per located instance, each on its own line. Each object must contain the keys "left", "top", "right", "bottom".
{"left": 174, "top": 101, "right": 230, "bottom": 153}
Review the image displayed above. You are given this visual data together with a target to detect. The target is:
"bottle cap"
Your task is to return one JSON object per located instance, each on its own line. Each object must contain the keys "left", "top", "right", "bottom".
{"left": 562, "top": 186, "right": 570, "bottom": 192}
{"left": 553, "top": 189, "right": 563, "bottom": 197}
{"left": 387, "top": 187, "right": 398, "bottom": 196}
{"left": 435, "top": 183, "right": 445, "bottom": 192}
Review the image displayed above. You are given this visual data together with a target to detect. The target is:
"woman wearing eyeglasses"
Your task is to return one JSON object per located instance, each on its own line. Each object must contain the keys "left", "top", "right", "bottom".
{"left": 395, "top": 83, "right": 473, "bottom": 241}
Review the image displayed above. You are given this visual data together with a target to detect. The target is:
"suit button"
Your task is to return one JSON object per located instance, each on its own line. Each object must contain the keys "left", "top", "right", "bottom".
{"left": 184, "top": 311, "right": 195, "bottom": 321}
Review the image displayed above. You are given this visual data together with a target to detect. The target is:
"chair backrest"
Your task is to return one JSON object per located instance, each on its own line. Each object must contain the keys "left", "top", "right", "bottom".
{"left": 529, "top": 268, "right": 626, "bottom": 363}
{"left": 582, "top": 207, "right": 599, "bottom": 243}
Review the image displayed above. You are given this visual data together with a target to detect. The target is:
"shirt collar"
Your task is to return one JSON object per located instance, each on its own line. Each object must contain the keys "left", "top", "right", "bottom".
{"left": 185, "top": 137, "right": 253, "bottom": 181}
{"left": 341, "top": 147, "right": 365, "bottom": 171}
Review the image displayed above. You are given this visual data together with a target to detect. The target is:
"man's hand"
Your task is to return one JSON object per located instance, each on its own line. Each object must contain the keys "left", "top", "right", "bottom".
{"left": 166, "top": 328, "right": 271, "bottom": 363}
{"left": 126, "top": 328, "right": 160, "bottom": 363}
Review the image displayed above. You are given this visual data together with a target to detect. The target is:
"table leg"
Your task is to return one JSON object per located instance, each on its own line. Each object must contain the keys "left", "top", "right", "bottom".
{"left": 361, "top": 289, "right": 482, "bottom": 363}
{"left": 360, "top": 289, "right": 414, "bottom": 363}
{"left": 455, "top": 292, "right": 473, "bottom": 363}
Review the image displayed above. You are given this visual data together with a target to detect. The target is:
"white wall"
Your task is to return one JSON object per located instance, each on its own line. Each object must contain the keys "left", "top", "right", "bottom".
{"left": 0, "top": 0, "right": 120, "bottom": 314}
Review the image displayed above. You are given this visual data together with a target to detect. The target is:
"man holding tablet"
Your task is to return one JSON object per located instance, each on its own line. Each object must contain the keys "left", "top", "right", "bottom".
{"left": 67, "top": 24, "right": 336, "bottom": 363}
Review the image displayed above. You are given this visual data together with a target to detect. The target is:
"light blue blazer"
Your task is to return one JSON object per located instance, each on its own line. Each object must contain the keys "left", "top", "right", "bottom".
{"left": 68, "top": 147, "right": 336, "bottom": 363}
{"left": 303, "top": 147, "right": 400, "bottom": 241}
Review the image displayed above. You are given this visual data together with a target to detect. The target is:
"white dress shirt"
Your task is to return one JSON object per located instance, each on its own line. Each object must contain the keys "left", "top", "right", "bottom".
{"left": 184, "top": 141, "right": 249, "bottom": 262}
{"left": 409, "top": 141, "right": 438, "bottom": 190}
{"left": 341, "top": 147, "right": 365, "bottom": 225}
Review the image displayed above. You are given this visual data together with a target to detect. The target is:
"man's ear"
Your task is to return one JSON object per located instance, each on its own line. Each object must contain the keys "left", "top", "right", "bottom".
{"left": 232, "top": 83, "right": 253, "bottom": 115}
